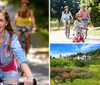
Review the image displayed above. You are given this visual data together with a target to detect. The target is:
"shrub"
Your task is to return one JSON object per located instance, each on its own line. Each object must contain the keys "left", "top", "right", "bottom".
{"left": 71, "top": 68, "right": 92, "bottom": 79}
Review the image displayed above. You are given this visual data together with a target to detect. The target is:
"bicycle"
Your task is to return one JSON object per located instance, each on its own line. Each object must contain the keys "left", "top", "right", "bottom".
{"left": 0, "top": 79, "right": 37, "bottom": 85}
{"left": 16, "top": 26, "right": 34, "bottom": 76}
{"left": 73, "top": 28, "right": 85, "bottom": 42}
{"left": 53, "top": 69, "right": 73, "bottom": 84}
{"left": 65, "top": 20, "right": 70, "bottom": 39}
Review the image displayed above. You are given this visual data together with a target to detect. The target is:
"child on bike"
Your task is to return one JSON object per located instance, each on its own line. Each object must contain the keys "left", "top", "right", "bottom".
{"left": 73, "top": 12, "right": 86, "bottom": 42}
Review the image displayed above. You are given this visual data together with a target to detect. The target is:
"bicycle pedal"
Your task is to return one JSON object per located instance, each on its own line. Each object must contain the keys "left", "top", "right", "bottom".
{"left": 33, "top": 79, "right": 37, "bottom": 85}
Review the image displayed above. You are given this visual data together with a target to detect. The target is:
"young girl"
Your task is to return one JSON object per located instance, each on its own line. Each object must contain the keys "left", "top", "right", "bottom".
{"left": 73, "top": 12, "right": 86, "bottom": 42}
{"left": 0, "top": 6, "right": 35, "bottom": 85}
{"left": 61, "top": 6, "right": 73, "bottom": 29}
{"left": 61, "top": 6, "right": 73, "bottom": 38}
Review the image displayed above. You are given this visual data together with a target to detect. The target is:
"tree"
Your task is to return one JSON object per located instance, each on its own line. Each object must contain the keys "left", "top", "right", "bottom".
{"left": 50, "top": 0, "right": 80, "bottom": 21}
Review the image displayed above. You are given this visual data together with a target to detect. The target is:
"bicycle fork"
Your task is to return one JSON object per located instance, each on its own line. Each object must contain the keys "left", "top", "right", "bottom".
{"left": 65, "top": 25, "right": 70, "bottom": 39}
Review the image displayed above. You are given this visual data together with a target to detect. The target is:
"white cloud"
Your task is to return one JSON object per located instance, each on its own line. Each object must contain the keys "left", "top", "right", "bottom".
{"left": 81, "top": 44, "right": 95, "bottom": 51}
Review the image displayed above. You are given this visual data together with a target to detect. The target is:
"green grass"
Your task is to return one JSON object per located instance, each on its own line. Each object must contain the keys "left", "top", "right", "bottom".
{"left": 50, "top": 79, "right": 100, "bottom": 85}
{"left": 88, "top": 29, "right": 100, "bottom": 36}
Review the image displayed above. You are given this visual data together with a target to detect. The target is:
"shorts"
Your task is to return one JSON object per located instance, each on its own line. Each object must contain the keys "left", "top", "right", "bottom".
{"left": 82, "top": 18, "right": 88, "bottom": 24}
{"left": 16, "top": 26, "right": 32, "bottom": 32}
{"left": 2, "top": 70, "right": 19, "bottom": 81}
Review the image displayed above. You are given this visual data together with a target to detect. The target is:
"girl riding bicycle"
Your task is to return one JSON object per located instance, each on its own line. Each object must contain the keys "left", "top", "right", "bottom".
{"left": 61, "top": 6, "right": 73, "bottom": 38}
{"left": 73, "top": 12, "right": 86, "bottom": 42}
{"left": 0, "top": 6, "right": 36, "bottom": 85}
{"left": 14, "top": 0, "right": 37, "bottom": 54}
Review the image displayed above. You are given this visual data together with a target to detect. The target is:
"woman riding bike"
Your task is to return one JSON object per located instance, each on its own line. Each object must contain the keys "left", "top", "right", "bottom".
{"left": 61, "top": 6, "right": 73, "bottom": 39}
{"left": 14, "top": 0, "right": 37, "bottom": 55}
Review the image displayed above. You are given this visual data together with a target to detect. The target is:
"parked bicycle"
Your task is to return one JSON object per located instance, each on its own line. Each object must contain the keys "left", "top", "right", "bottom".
{"left": 53, "top": 69, "right": 73, "bottom": 84}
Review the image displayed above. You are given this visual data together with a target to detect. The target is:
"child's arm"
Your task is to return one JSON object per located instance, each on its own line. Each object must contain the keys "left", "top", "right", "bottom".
{"left": 74, "top": 20, "right": 80, "bottom": 29}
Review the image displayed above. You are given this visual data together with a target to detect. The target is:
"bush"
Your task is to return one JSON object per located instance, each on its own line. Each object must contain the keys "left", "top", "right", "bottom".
{"left": 74, "top": 60, "right": 90, "bottom": 67}
{"left": 50, "top": 58, "right": 75, "bottom": 68}
{"left": 50, "top": 68, "right": 73, "bottom": 79}
{"left": 71, "top": 68, "right": 92, "bottom": 79}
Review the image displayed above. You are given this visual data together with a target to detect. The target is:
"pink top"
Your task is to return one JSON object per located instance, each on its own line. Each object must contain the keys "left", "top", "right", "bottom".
{"left": 79, "top": 9, "right": 89, "bottom": 19}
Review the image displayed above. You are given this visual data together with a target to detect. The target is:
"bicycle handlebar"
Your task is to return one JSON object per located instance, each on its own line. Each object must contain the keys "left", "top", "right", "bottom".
{"left": 0, "top": 79, "right": 37, "bottom": 85}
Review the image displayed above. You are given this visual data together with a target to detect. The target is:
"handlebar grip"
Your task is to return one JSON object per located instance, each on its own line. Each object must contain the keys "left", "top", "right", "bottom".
{"left": 19, "top": 79, "right": 37, "bottom": 85}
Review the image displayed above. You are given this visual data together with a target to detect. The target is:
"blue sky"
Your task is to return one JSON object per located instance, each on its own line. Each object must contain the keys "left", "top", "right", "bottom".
{"left": 50, "top": 44, "right": 100, "bottom": 57}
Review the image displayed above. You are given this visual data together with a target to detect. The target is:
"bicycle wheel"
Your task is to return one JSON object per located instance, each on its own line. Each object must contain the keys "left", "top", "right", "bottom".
{"left": 84, "top": 29, "right": 88, "bottom": 39}
{"left": 53, "top": 75, "right": 62, "bottom": 84}
{"left": 68, "top": 75, "right": 73, "bottom": 83}
{"left": 65, "top": 26, "right": 70, "bottom": 39}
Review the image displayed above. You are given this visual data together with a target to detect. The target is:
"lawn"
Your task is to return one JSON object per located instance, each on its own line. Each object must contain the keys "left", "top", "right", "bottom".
{"left": 88, "top": 28, "right": 100, "bottom": 36}
{"left": 50, "top": 79, "right": 100, "bottom": 85}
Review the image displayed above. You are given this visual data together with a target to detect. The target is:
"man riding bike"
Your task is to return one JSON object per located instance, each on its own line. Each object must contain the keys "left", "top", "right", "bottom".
{"left": 14, "top": 0, "right": 37, "bottom": 55}
{"left": 61, "top": 6, "right": 73, "bottom": 39}
{"left": 79, "top": 5, "right": 91, "bottom": 39}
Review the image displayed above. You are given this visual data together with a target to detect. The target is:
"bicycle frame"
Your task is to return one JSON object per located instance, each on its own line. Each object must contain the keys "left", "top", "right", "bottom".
{"left": 73, "top": 28, "right": 85, "bottom": 42}
{"left": 65, "top": 20, "right": 70, "bottom": 39}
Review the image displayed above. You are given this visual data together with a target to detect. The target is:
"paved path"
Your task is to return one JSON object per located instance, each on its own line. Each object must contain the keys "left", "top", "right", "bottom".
{"left": 50, "top": 29, "right": 100, "bottom": 43}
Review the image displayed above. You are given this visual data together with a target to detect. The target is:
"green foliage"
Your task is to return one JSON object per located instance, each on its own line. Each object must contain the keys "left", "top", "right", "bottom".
{"left": 50, "top": 58, "right": 75, "bottom": 68}
{"left": 51, "top": 67, "right": 92, "bottom": 79}
{"left": 70, "top": 49, "right": 100, "bottom": 60}
{"left": 89, "top": 65, "right": 100, "bottom": 80}
{"left": 51, "top": 58, "right": 100, "bottom": 68}
{"left": 50, "top": 0, "right": 80, "bottom": 21}
{"left": 71, "top": 68, "right": 92, "bottom": 79}
{"left": 74, "top": 60, "right": 90, "bottom": 67}
{"left": 86, "top": 49, "right": 100, "bottom": 59}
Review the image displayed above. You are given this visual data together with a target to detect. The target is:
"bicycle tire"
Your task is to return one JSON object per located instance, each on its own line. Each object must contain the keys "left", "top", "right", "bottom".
{"left": 68, "top": 75, "right": 73, "bottom": 83}
{"left": 84, "top": 29, "right": 88, "bottom": 39}
{"left": 53, "top": 75, "right": 62, "bottom": 84}
{"left": 65, "top": 27, "right": 70, "bottom": 39}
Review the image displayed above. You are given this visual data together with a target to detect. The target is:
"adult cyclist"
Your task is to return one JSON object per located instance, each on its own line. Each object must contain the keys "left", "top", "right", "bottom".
{"left": 79, "top": 5, "right": 91, "bottom": 39}
{"left": 14, "top": 0, "right": 37, "bottom": 54}
{"left": 61, "top": 6, "right": 73, "bottom": 38}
